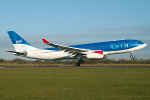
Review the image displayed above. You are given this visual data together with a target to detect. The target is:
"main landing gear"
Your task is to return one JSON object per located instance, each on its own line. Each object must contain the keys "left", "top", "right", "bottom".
{"left": 75, "top": 55, "right": 84, "bottom": 66}
{"left": 75, "top": 59, "right": 84, "bottom": 66}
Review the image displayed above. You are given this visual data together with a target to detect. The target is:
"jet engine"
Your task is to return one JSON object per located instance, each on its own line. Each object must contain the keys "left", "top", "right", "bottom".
{"left": 86, "top": 53, "right": 104, "bottom": 59}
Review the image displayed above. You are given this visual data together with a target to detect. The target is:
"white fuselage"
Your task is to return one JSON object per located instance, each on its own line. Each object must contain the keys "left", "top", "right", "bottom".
{"left": 26, "top": 50, "right": 71, "bottom": 60}
{"left": 7, "top": 31, "right": 147, "bottom": 63}
{"left": 24, "top": 43, "right": 146, "bottom": 60}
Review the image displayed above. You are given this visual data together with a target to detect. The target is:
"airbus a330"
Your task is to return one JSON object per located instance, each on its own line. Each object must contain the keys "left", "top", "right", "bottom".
{"left": 7, "top": 31, "right": 147, "bottom": 66}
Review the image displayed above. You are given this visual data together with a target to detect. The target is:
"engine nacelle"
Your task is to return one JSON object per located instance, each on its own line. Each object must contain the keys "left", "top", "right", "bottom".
{"left": 86, "top": 53, "right": 104, "bottom": 59}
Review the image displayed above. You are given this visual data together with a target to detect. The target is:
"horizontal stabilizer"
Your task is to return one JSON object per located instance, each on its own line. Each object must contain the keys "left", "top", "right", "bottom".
{"left": 6, "top": 51, "right": 27, "bottom": 56}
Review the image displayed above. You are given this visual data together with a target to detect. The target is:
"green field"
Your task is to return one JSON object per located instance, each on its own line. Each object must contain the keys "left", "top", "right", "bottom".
{"left": 0, "top": 68, "right": 150, "bottom": 100}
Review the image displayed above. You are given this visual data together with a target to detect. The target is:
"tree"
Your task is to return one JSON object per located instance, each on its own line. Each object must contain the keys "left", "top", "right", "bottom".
{"left": 0, "top": 59, "right": 5, "bottom": 63}
{"left": 12, "top": 58, "right": 26, "bottom": 63}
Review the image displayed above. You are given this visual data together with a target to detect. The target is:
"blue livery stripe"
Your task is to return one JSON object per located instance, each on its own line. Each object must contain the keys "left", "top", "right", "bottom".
{"left": 45, "top": 40, "right": 144, "bottom": 52}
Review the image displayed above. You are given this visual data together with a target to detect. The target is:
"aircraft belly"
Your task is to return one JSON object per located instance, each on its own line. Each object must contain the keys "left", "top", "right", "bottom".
{"left": 42, "top": 52, "right": 69, "bottom": 59}
{"left": 27, "top": 50, "right": 70, "bottom": 60}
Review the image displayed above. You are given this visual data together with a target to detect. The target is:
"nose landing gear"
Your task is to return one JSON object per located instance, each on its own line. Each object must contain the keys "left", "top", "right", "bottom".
{"left": 130, "top": 52, "right": 137, "bottom": 60}
{"left": 130, "top": 52, "right": 134, "bottom": 58}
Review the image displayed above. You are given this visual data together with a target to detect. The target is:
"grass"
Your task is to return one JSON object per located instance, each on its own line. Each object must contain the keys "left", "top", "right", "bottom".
{"left": 1, "top": 62, "right": 150, "bottom": 67}
{"left": 0, "top": 68, "right": 150, "bottom": 100}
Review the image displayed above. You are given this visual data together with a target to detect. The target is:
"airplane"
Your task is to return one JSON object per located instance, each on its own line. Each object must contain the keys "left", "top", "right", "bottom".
{"left": 7, "top": 31, "right": 147, "bottom": 66}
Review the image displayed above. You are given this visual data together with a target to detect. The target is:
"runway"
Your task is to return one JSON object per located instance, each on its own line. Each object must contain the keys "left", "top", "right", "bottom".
{"left": 1, "top": 66, "right": 150, "bottom": 69}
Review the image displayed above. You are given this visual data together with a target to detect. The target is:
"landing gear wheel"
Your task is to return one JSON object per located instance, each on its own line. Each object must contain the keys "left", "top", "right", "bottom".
{"left": 79, "top": 60, "right": 84, "bottom": 64}
{"left": 130, "top": 55, "right": 137, "bottom": 60}
{"left": 75, "top": 63, "right": 80, "bottom": 66}
{"left": 74, "top": 55, "right": 84, "bottom": 66}
{"left": 130, "top": 55, "right": 133, "bottom": 58}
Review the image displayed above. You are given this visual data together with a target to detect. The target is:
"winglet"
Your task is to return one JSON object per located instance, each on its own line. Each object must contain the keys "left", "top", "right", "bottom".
{"left": 42, "top": 39, "right": 50, "bottom": 43}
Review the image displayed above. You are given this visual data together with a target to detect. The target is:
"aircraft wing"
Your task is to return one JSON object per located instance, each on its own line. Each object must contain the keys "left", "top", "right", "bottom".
{"left": 42, "top": 39, "right": 89, "bottom": 55}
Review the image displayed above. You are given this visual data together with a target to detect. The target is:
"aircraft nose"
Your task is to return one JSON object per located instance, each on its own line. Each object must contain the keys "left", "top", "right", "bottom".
{"left": 144, "top": 43, "right": 147, "bottom": 47}
{"left": 139, "top": 43, "right": 147, "bottom": 49}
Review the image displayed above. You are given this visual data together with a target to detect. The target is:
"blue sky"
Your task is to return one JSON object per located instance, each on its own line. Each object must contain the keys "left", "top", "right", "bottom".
{"left": 0, "top": 0, "right": 150, "bottom": 60}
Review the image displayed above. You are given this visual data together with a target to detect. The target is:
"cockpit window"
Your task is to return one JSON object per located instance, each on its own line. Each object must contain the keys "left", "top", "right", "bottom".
{"left": 138, "top": 41, "right": 142, "bottom": 43}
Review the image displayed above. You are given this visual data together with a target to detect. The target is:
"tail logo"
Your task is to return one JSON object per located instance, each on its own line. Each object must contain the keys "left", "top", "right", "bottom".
{"left": 16, "top": 40, "right": 22, "bottom": 44}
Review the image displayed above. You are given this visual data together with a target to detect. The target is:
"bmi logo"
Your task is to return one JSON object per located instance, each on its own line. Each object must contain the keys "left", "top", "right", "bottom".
{"left": 16, "top": 40, "right": 22, "bottom": 44}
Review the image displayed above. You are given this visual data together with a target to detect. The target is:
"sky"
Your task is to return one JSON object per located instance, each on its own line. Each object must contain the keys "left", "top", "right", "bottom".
{"left": 0, "top": 0, "right": 150, "bottom": 60}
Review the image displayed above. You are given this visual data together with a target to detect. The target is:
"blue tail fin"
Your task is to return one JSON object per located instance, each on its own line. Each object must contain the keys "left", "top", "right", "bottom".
{"left": 7, "top": 31, "right": 31, "bottom": 45}
{"left": 7, "top": 31, "right": 38, "bottom": 52}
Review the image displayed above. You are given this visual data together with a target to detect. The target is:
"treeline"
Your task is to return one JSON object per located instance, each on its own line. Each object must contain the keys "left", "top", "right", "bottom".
{"left": 0, "top": 58, "right": 150, "bottom": 64}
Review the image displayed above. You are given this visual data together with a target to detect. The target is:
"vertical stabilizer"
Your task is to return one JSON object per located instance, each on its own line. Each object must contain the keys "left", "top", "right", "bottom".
{"left": 7, "top": 31, "right": 38, "bottom": 52}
